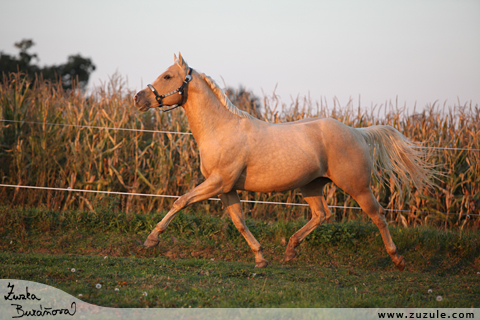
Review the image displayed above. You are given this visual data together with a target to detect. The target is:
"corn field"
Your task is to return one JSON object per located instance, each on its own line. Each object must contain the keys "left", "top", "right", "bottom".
{"left": 0, "top": 73, "right": 479, "bottom": 229}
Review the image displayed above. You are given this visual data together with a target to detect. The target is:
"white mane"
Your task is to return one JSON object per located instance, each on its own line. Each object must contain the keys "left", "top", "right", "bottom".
{"left": 198, "top": 73, "right": 256, "bottom": 120}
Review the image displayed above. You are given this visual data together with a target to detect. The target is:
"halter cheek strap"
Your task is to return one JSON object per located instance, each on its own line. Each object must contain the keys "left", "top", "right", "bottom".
{"left": 147, "top": 68, "right": 193, "bottom": 112}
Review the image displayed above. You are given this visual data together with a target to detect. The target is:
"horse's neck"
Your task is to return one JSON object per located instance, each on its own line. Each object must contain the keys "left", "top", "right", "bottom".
{"left": 183, "top": 82, "right": 240, "bottom": 145}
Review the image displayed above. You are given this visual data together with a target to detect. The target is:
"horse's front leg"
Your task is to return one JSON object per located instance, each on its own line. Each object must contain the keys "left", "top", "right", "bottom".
{"left": 144, "top": 175, "right": 223, "bottom": 247}
{"left": 220, "top": 191, "right": 268, "bottom": 268}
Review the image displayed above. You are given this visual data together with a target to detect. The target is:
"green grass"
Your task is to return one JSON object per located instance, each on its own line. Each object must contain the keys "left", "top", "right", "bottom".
{"left": 0, "top": 206, "right": 479, "bottom": 307}
{"left": 3, "top": 252, "right": 478, "bottom": 308}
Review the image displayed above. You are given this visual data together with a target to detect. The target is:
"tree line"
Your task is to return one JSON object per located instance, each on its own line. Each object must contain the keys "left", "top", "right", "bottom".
{"left": 0, "top": 39, "right": 95, "bottom": 90}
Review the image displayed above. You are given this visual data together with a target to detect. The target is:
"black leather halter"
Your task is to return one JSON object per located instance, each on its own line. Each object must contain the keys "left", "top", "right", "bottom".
{"left": 147, "top": 68, "right": 193, "bottom": 112}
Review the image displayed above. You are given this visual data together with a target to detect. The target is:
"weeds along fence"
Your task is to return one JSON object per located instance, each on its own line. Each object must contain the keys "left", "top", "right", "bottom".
{"left": 0, "top": 73, "right": 479, "bottom": 229}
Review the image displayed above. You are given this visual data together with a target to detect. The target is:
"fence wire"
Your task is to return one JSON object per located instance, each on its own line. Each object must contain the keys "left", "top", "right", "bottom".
{"left": 0, "top": 184, "right": 476, "bottom": 217}
{"left": 1, "top": 119, "right": 479, "bottom": 151}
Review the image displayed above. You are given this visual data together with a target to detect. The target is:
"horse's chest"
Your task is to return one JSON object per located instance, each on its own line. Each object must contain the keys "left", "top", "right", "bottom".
{"left": 198, "top": 150, "right": 218, "bottom": 178}
{"left": 199, "top": 161, "right": 211, "bottom": 178}
{"left": 197, "top": 142, "right": 246, "bottom": 179}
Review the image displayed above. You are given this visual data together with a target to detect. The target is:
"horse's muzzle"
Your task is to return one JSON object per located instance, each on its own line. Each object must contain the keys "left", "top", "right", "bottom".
{"left": 134, "top": 91, "right": 151, "bottom": 111}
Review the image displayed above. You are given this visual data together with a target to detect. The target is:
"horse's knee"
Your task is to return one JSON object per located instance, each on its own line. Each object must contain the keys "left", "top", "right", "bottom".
{"left": 172, "top": 198, "right": 186, "bottom": 211}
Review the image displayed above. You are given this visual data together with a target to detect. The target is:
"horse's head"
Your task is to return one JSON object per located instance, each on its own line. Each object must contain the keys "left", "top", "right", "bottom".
{"left": 134, "top": 53, "right": 191, "bottom": 112}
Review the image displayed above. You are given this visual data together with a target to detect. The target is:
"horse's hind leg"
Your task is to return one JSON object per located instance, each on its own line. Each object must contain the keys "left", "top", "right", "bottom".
{"left": 220, "top": 191, "right": 268, "bottom": 268}
{"left": 284, "top": 178, "right": 331, "bottom": 262}
{"left": 354, "top": 190, "right": 405, "bottom": 271}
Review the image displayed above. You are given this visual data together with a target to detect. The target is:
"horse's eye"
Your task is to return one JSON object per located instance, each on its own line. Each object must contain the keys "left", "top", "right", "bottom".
{"left": 164, "top": 75, "right": 171, "bottom": 80}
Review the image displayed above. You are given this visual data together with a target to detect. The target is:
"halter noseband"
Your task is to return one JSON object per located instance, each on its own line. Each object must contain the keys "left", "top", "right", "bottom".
{"left": 147, "top": 68, "right": 193, "bottom": 112}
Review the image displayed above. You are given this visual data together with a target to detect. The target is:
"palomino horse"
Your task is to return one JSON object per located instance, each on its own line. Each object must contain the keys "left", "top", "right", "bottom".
{"left": 134, "top": 54, "right": 433, "bottom": 270}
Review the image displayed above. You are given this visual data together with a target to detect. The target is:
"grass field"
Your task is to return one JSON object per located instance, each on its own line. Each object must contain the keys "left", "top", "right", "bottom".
{"left": 1, "top": 206, "right": 479, "bottom": 308}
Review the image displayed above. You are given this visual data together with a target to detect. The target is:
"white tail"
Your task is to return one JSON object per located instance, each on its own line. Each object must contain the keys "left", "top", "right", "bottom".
{"left": 356, "top": 125, "right": 435, "bottom": 194}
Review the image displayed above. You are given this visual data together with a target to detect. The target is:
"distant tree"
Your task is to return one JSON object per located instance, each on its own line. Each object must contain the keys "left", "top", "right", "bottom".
{"left": 0, "top": 39, "right": 95, "bottom": 90}
{"left": 41, "top": 54, "right": 95, "bottom": 90}
{"left": 0, "top": 40, "right": 38, "bottom": 75}
{"left": 15, "top": 39, "right": 38, "bottom": 70}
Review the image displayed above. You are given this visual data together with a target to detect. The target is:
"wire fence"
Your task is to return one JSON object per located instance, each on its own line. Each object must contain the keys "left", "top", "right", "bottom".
{"left": 1, "top": 119, "right": 480, "bottom": 151}
{"left": 0, "top": 184, "right": 476, "bottom": 217}
{"left": 0, "top": 119, "right": 193, "bottom": 135}
{"left": 0, "top": 118, "right": 478, "bottom": 217}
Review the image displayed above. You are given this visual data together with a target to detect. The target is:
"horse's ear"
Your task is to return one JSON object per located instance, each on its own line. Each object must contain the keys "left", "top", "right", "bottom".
{"left": 175, "top": 52, "right": 188, "bottom": 71}
{"left": 174, "top": 53, "right": 178, "bottom": 61}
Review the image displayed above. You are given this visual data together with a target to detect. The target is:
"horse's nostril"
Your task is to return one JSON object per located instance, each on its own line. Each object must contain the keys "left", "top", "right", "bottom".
{"left": 134, "top": 94, "right": 138, "bottom": 101}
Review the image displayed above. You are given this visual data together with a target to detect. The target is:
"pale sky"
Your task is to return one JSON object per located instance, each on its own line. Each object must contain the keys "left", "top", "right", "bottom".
{"left": 1, "top": 0, "right": 479, "bottom": 112}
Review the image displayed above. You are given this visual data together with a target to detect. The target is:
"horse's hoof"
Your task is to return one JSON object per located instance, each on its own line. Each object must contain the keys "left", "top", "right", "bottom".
{"left": 283, "top": 249, "right": 297, "bottom": 262}
{"left": 395, "top": 256, "right": 406, "bottom": 271}
{"left": 255, "top": 260, "right": 269, "bottom": 268}
{"left": 143, "top": 236, "right": 160, "bottom": 247}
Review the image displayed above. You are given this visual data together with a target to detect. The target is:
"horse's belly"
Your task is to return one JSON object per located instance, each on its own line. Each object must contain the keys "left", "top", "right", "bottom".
{"left": 237, "top": 154, "right": 325, "bottom": 193}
